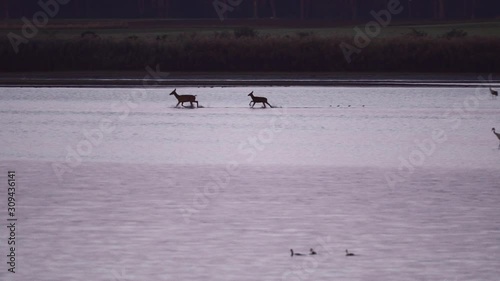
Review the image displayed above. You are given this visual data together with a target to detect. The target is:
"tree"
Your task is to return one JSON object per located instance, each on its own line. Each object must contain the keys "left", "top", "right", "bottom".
{"left": 438, "top": 0, "right": 445, "bottom": 19}
{"left": 300, "top": 0, "right": 313, "bottom": 20}
{"left": 1, "top": 0, "right": 9, "bottom": 19}
{"left": 463, "top": 0, "right": 477, "bottom": 19}
{"left": 151, "top": 0, "right": 171, "bottom": 18}
{"left": 73, "top": 0, "right": 90, "bottom": 17}
{"left": 269, "top": 0, "right": 276, "bottom": 18}
{"left": 348, "top": 0, "right": 357, "bottom": 20}
{"left": 138, "top": 0, "right": 146, "bottom": 16}
{"left": 253, "top": 0, "right": 276, "bottom": 18}
{"left": 407, "top": 0, "right": 413, "bottom": 18}
{"left": 432, "top": 0, "right": 445, "bottom": 20}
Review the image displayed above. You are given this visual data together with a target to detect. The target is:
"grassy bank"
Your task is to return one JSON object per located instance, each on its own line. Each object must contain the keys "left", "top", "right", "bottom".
{"left": 1, "top": 29, "right": 499, "bottom": 73}
{"left": 1, "top": 19, "right": 500, "bottom": 40}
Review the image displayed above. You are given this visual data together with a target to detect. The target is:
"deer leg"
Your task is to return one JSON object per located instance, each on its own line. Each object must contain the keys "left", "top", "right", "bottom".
{"left": 262, "top": 102, "right": 266, "bottom": 108}
{"left": 194, "top": 101, "right": 199, "bottom": 108}
{"left": 251, "top": 102, "right": 255, "bottom": 108}
{"left": 249, "top": 101, "right": 253, "bottom": 107}
{"left": 176, "top": 102, "right": 181, "bottom": 107}
{"left": 266, "top": 102, "right": 272, "bottom": 108}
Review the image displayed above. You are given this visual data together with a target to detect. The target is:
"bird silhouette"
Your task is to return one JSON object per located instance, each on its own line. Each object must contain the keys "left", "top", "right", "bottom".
{"left": 345, "top": 249, "right": 355, "bottom": 256}
{"left": 309, "top": 248, "right": 317, "bottom": 255}
{"left": 290, "top": 249, "right": 305, "bottom": 257}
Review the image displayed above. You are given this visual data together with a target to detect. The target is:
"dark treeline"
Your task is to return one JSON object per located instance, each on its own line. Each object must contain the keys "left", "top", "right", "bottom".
{"left": 1, "top": 33, "right": 499, "bottom": 73}
{"left": 0, "top": 0, "right": 499, "bottom": 21}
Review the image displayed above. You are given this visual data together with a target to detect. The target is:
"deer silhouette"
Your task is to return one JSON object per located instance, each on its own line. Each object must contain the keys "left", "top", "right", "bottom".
{"left": 490, "top": 87, "right": 498, "bottom": 99}
{"left": 248, "top": 91, "right": 272, "bottom": 108}
{"left": 169, "top": 89, "right": 198, "bottom": 108}
{"left": 493, "top": 128, "right": 500, "bottom": 146}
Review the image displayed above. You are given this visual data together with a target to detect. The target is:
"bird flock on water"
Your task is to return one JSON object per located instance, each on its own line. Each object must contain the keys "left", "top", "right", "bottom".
{"left": 290, "top": 248, "right": 356, "bottom": 257}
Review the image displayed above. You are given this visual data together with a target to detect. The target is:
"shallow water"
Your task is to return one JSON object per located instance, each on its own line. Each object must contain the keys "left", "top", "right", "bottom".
{"left": 0, "top": 86, "right": 499, "bottom": 281}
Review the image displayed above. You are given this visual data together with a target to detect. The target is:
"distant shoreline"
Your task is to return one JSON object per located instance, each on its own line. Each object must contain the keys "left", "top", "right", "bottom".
{"left": 0, "top": 72, "right": 499, "bottom": 88}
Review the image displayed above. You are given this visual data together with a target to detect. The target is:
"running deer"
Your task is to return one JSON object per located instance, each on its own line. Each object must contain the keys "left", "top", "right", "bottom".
{"left": 490, "top": 87, "right": 498, "bottom": 99}
{"left": 248, "top": 91, "right": 272, "bottom": 108}
{"left": 169, "top": 89, "right": 199, "bottom": 108}
{"left": 493, "top": 128, "right": 500, "bottom": 146}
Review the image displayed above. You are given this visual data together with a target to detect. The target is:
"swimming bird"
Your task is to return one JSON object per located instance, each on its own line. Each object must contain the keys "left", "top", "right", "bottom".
{"left": 310, "top": 248, "right": 317, "bottom": 255}
{"left": 493, "top": 128, "right": 500, "bottom": 144}
{"left": 290, "top": 249, "right": 305, "bottom": 257}
{"left": 345, "top": 249, "right": 355, "bottom": 256}
{"left": 490, "top": 87, "right": 498, "bottom": 99}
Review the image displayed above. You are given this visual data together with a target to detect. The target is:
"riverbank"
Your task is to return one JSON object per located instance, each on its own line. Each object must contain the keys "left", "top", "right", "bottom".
{"left": 0, "top": 72, "right": 499, "bottom": 87}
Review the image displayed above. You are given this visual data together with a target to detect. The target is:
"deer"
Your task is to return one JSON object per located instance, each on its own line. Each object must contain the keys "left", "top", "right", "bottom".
{"left": 493, "top": 128, "right": 500, "bottom": 146}
{"left": 490, "top": 87, "right": 498, "bottom": 99}
{"left": 248, "top": 91, "right": 272, "bottom": 108}
{"left": 169, "top": 89, "right": 198, "bottom": 108}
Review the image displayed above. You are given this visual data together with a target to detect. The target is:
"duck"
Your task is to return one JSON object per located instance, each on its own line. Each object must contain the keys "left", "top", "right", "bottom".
{"left": 290, "top": 249, "right": 305, "bottom": 257}
{"left": 309, "top": 248, "right": 317, "bottom": 255}
{"left": 345, "top": 249, "right": 355, "bottom": 256}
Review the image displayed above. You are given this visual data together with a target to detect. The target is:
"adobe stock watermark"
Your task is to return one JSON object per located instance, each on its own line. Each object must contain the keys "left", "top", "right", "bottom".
{"left": 385, "top": 74, "right": 495, "bottom": 188}
{"left": 213, "top": 0, "right": 244, "bottom": 21}
{"left": 180, "top": 107, "right": 293, "bottom": 224}
{"left": 7, "top": 0, "right": 71, "bottom": 54}
{"left": 93, "top": 257, "right": 137, "bottom": 281}
{"left": 109, "top": 269, "right": 134, "bottom": 281}
{"left": 51, "top": 65, "right": 169, "bottom": 182}
{"left": 340, "top": 0, "right": 404, "bottom": 63}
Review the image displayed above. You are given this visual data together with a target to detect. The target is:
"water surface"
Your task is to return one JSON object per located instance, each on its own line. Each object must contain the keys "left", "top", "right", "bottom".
{"left": 0, "top": 86, "right": 499, "bottom": 281}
